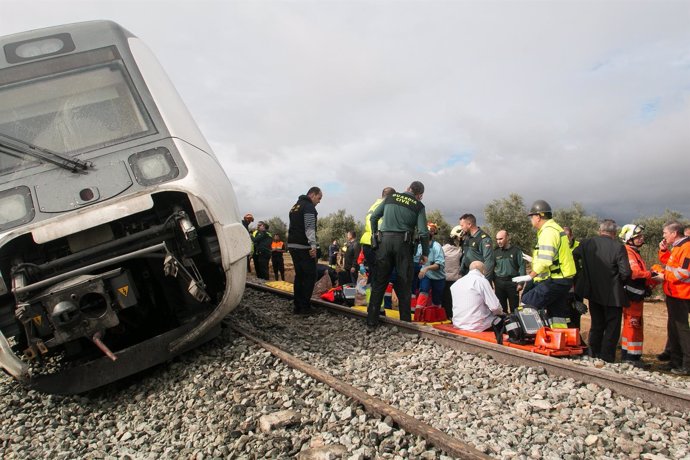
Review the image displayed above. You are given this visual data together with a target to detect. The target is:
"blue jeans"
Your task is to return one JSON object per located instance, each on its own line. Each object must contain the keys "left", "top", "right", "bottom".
{"left": 521, "top": 278, "right": 573, "bottom": 321}
{"left": 418, "top": 277, "right": 445, "bottom": 306}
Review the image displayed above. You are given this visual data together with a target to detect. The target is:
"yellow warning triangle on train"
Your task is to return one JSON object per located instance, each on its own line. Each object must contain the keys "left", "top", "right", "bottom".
{"left": 118, "top": 286, "right": 129, "bottom": 296}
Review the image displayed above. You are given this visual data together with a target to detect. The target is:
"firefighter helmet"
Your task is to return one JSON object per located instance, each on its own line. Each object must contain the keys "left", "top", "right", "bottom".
{"left": 619, "top": 224, "right": 644, "bottom": 244}
{"left": 528, "top": 200, "right": 552, "bottom": 216}
{"left": 450, "top": 225, "right": 465, "bottom": 239}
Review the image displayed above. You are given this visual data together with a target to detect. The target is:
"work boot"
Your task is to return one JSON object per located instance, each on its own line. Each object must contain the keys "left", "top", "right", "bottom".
{"left": 670, "top": 367, "right": 690, "bottom": 376}
{"left": 659, "top": 362, "right": 678, "bottom": 372}
{"left": 295, "top": 307, "right": 317, "bottom": 316}
{"left": 623, "top": 359, "right": 651, "bottom": 369}
{"left": 656, "top": 351, "right": 671, "bottom": 361}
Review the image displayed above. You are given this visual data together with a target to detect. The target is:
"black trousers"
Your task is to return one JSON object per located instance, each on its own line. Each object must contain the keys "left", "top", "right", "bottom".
{"left": 666, "top": 296, "right": 690, "bottom": 369}
{"left": 495, "top": 278, "right": 519, "bottom": 314}
{"left": 272, "top": 255, "right": 285, "bottom": 281}
{"left": 441, "top": 281, "right": 455, "bottom": 319}
{"left": 289, "top": 249, "right": 317, "bottom": 313}
{"left": 253, "top": 254, "right": 271, "bottom": 280}
{"left": 367, "top": 234, "right": 413, "bottom": 325}
{"left": 588, "top": 301, "right": 622, "bottom": 362}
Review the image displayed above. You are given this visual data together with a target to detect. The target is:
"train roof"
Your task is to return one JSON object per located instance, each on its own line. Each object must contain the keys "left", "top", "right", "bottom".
{"left": 0, "top": 21, "right": 135, "bottom": 67}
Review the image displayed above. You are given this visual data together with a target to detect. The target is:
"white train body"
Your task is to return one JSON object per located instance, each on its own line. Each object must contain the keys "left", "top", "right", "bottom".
{"left": 0, "top": 21, "right": 251, "bottom": 393}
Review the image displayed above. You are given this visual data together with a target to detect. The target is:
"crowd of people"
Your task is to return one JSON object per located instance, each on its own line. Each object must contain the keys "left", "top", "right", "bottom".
{"left": 243, "top": 184, "right": 690, "bottom": 375}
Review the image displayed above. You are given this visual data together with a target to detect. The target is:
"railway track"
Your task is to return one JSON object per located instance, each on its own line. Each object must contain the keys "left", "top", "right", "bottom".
{"left": 246, "top": 280, "right": 690, "bottom": 415}
{"left": 237, "top": 282, "right": 690, "bottom": 458}
{"left": 231, "top": 324, "right": 490, "bottom": 459}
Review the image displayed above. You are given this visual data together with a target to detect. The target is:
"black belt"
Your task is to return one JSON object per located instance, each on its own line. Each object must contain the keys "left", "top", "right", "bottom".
{"left": 380, "top": 231, "right": 412, "bottom": 242}
{"left": 496, "top": 276, "right": 515, "bottom": 281}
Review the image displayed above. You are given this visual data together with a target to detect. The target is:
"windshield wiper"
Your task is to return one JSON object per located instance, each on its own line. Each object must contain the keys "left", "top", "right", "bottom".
{"left": 0, "top": 132, "right": 92, "bottom": 173}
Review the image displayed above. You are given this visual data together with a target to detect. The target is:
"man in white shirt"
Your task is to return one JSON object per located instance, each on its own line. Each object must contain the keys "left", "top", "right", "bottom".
{"left": 451, "top": 261, "right": 503, "bottom": 331}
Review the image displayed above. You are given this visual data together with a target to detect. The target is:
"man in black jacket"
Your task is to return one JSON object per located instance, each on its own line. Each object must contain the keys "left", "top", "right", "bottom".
{"left": 342, "top": 231, "right": 361, "bottom": 284}
{"left": 288, "top": 187, "right": 322, "bottom": 315}
{"left": 573, "top": 219, "right": 632, "bottom": 362}
{"left": 251, "top": 221, "right": 272, "bottom": 280}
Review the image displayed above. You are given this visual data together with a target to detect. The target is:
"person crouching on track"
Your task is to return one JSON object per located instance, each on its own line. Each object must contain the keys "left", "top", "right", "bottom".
{"left": 619, "top": 224, "right": 660, "bottom": 368}
{"left": 367, "top": 181, "right": 429, "bottom": 330}
{"left": 414, "top": 222, "right": 446, "bottom": 310}
{"left": 450, "top": 261, "right": 503, "bottom": 331}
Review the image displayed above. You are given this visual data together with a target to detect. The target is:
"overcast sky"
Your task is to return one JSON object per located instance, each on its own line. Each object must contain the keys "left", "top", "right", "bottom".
{"left": 3, "top": 0, "right": 689, "bottom": 227}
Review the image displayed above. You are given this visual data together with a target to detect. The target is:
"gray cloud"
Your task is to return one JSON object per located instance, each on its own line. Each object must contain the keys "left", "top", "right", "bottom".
{"left": 3, "top": 0, "right": 689, "bottom": 226}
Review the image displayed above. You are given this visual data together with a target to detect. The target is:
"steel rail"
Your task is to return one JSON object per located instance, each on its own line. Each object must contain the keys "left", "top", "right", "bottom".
{"left": 231, "top": 324, "right": 491, "bottom": 460}
{"left": 246, "top": 281, "right": 690, "bottom": 414}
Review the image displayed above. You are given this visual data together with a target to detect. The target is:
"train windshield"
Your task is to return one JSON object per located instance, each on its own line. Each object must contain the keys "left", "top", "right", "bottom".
{"left": 0, "top": 46, "right": 154, "bottom": 172}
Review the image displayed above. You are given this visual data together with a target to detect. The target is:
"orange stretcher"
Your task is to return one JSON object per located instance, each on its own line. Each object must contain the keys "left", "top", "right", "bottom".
{"left": 433, "top": 323, "right": 586, "bottom": 357}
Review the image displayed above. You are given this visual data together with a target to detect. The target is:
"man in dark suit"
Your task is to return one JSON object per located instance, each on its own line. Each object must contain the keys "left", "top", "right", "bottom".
{"left": 573, "top": 219, "right": 632, "bottom": 362}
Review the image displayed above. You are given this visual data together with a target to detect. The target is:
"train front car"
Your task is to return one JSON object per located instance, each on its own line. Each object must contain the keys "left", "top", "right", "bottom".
{"left": 0, "top": 21, "right": 251, "bottom": 393}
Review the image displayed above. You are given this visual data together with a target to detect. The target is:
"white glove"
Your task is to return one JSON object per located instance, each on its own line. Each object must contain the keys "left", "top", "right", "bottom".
{"left": 512, "top": 275, "right": 533, "bottom": 283}
{"left": 522, "top": 254, "right": 533, "bottom": 262}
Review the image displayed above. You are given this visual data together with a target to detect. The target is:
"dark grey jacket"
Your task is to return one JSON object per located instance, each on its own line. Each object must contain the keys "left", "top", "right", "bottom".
{"left": 573, "top": 235, "right": 632, "bottom": 307}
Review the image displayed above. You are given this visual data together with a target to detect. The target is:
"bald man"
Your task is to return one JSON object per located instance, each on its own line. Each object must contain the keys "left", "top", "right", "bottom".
{"left": 494, "top": 230, "right": 526, "bottom": 313}
{"left": 450, "top": 261, "right": 503, "bottom": 332}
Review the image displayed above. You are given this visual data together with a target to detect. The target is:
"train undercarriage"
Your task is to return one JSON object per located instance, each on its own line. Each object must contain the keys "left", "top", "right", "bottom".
{"left": 0, "top": 191, "right": 229, "bottom": 393}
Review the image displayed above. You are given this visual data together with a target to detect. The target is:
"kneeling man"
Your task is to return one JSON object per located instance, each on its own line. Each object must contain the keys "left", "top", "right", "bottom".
{"left": 451, "top": 261, "right": 503, "bottom": 331}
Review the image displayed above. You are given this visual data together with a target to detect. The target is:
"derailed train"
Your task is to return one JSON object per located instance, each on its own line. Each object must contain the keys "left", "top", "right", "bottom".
{"left": 0, "top": 21, "right": 251, "bottom": 393}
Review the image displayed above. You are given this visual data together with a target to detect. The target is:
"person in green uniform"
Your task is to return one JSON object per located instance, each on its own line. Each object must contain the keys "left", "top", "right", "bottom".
{"left": 367, "top": 181, "right": 429, "bottom": 329}
{"left": 458, "top": 213, "right": 495, "bottom": 282}
{"left": 493, "top": 230, "right": 526, "bottom": 313}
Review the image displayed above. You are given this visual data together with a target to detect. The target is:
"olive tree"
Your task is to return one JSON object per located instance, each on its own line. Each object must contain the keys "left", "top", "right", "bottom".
{"left": 316, "top": 209, "right": 358, "bottom": 257}
{"left": 553, "top": 202, "right": 599, "bottom": 242}
{"left": 425, "top": 209, "right": 451, "bottom": 243}
{"left": 484, "top": 193, "right": 533, "bottom": 252}
{"left": 265, "top": 217, "right": 287, "bottom": 239}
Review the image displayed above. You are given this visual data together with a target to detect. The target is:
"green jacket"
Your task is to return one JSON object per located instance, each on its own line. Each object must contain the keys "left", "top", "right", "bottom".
{"left": 460, "top": 227, "right": 495, "bottom": 278}
{"left": 494, "top": 245, "right": 526, "bottom": 278}
{"left": 252, "top": 230, "right": 273, "bottom": 257}
{"left": 370, "top": 191, "right": 429, "bottom": 256}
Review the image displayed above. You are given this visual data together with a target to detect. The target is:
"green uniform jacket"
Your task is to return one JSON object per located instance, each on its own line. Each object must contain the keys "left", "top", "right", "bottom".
{"left": 370, "top": 191, "right": 429, "bottom": 256}
{"left": 494, "top": 245, "right": 526, "bottom": 278}
{"left": 460, "top": 227, "right": 495, "bottom": 278}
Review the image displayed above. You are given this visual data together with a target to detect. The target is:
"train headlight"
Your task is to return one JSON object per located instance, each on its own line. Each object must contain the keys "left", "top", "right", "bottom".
{"left": 128, "top": 148, "right": 179, "bottom": 186}
{"left": 0, "top": 186, "right": 34, "bottom": 232}
{"left": 5, "top": 33, "right": 76, "bottom": 64}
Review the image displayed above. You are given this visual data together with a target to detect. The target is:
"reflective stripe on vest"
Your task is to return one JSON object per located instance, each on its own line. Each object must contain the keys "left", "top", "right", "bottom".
{"left": 549, "top": 316, "right": 570, "bottom": 328}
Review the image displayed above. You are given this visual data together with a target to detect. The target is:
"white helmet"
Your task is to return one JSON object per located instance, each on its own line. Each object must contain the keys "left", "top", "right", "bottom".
{"left": 619, "top": 224, "right": 644, "bottom": 244}
{"left": 450, "top": 225, "right": 465, "bottom": 239}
